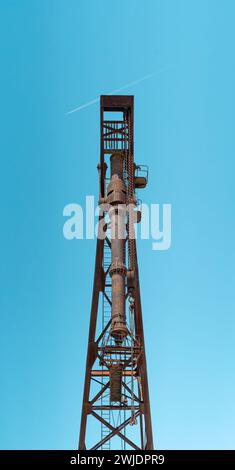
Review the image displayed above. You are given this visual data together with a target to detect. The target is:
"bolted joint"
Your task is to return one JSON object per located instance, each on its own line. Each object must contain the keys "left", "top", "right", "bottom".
{"left": 109, "top": 261, "right": 127, "bottom": 277}
{"left": 86, "top": 402, "right": 93, "bottom": 414}
{"left": 110, "top": 313, "right": 129, "bottom": 343}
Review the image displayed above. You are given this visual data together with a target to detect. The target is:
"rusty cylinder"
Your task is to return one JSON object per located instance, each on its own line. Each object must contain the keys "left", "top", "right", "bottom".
{"left": 110, "top": 152, "right": 124, "bottom": 179}
{"left": 107, "top": 152, "right": 128, "bottom": 343}
{"left": 110, "top": 364, "right": 122, "bottom": 402}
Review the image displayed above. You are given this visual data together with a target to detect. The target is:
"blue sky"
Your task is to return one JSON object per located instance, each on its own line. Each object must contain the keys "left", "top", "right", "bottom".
{"left": 0, "top": 0, "right": 235, "bottom": 449}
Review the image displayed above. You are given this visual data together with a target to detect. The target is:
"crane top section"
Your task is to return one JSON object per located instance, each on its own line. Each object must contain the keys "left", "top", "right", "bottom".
{"left": 100, "top": 95, "right": 133, "bottom": 112}
{"left": 100, "top": 95, "right": 134, "bottom": 199}
{"left": 99, "top": 95, "right": 147, "bottom": 200}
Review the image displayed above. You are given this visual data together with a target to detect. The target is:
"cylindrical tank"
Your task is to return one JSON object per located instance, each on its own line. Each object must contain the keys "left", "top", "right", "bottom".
{"left": 107, "top": 152, "right": 128, "bottom": 343}
{"left": 110, "top": 152, "right": 124, "bottom": 180}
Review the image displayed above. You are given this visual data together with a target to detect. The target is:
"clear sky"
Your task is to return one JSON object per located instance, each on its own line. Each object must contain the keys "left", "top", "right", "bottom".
{"left": 0, "top": 0, "right": 235, "bottom": 450}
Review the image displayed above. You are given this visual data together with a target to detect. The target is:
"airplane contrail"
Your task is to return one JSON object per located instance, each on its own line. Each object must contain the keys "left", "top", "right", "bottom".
{"left": 66, "top": 66, "right": 171, "bottom": 115}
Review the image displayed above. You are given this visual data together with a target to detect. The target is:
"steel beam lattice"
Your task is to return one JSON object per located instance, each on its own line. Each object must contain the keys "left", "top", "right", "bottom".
{"left": 79, "top": 96, "right": 153, "bottom": 450}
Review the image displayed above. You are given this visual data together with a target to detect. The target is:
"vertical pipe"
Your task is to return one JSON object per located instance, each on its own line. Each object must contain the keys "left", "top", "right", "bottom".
{"left": 107, "top": 153, "right": 128, "bottom": 343}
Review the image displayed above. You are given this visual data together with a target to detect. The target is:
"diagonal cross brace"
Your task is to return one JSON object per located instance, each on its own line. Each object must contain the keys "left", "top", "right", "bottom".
{"left": 90, "top": 381, "right": 110, "bottom": 405}
{"left": 90, "top": 411, "right": 141, "bottom": 450}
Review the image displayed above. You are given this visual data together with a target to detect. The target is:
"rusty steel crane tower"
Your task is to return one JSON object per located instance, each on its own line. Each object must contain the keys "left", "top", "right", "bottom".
{"left": 79, "top": 95, "right": 153, "bottom": 450}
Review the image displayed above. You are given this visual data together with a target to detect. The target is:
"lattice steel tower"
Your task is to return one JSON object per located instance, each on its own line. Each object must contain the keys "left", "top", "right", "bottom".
{"left": 79, "top": 95, "right": 153, "bottom": 450}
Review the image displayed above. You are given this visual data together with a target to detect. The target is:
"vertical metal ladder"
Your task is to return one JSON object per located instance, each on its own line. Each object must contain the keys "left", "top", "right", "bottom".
{"left": 101, "top": 237, "right": 112, "bottom": 450}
